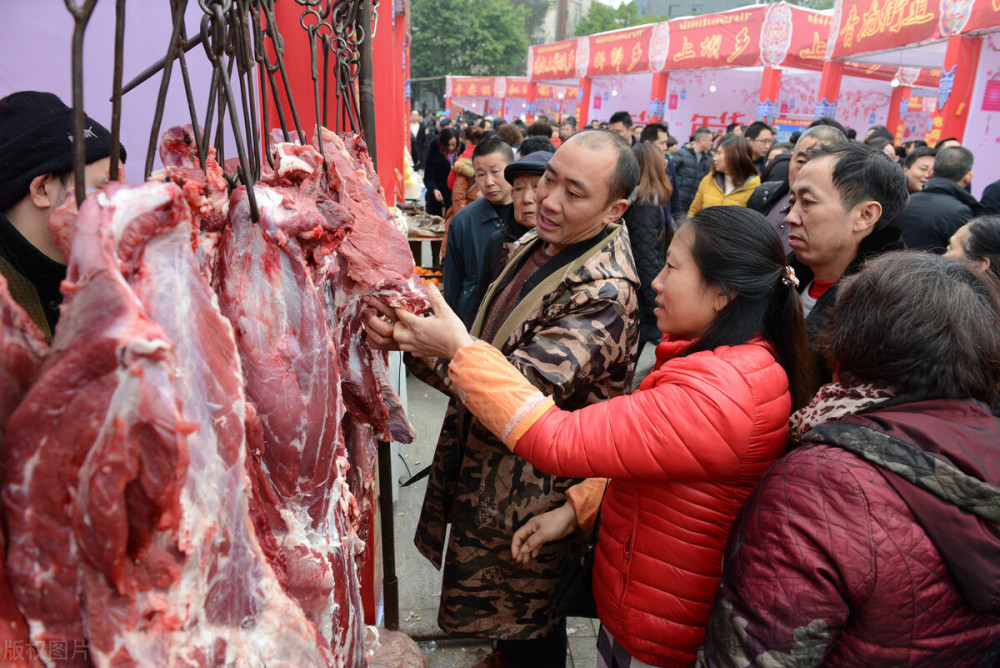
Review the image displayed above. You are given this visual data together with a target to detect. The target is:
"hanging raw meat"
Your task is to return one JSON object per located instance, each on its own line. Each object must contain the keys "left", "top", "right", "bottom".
{"left": 2, "top": 182, "right": 336, "bottom": 666}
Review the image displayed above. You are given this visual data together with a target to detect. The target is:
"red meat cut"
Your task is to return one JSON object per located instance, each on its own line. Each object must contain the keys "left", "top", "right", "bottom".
{"left": 2, "top": 182, "right": 335, "bottom": 666}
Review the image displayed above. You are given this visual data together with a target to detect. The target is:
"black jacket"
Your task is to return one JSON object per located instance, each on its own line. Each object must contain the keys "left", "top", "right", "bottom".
{"left": 895, "top": 177, "right": 983, "bottom": 253}
{"left": 673, "top": 146, "right": 711, "bottom": 212}
{"left": 981, "top": 179, "right": 1000, "bottom": 216}
{"left": 423, "top": 139, "right": 456, "bottom": 216}
{"left": 476, "top": 214, "right": 530, "bottom": 304}
{"left": 623, "top": 203, "right": 670, "bottom": 343}
{"left": 789, "top": 224, "right": 904, "bottom": 382}
{"left": 746, "top": 179, "right": 789, "bottom": 216}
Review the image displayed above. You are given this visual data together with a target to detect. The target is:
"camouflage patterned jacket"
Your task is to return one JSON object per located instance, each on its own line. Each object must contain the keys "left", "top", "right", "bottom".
{"left": 409, "top": 222, "right": 639, "bottom": 640}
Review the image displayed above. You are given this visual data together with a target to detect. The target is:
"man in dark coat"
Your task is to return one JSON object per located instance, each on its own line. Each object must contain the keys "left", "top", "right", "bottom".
{"left": 443, "top": 137, "right": 515, "bottom": 327}
{"left": 0, "top": 91, "right": 123, "bottom": 343}
{"left": 785, "top": 142, "right": 908, "bottom": 380}
{"left": 980, "top": 178, "right": 1000, "bottom": 215}
{"left": 744, "top": 121, "right": 774, "bottom": 174}
{"left": 639, "top": 122, "right": 682, "bottom": 220}
{"left": 673, "top": 127, "right": 713, "bottom": 213}
{"left": 895, "top": 146, "right": 982, "bottom": 253}
{"left": 747, "top": 124, "right": 846, "bottom": 254}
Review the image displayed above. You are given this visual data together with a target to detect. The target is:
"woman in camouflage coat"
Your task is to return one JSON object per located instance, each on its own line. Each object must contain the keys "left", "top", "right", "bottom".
{"left": 407, "top": 221, "right": 639, "bottom": 662}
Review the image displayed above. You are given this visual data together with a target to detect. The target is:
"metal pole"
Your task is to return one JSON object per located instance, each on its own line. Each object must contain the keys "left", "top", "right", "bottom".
{"left": 377, "top": 440, "right": 399, "bottom": 630}
{"left": 358, "top": 0, "right": 377, "bottom": 169}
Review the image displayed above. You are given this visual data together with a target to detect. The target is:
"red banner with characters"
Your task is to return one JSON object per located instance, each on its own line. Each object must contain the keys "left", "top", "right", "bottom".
{"left": 667, "top": 7, "right": 764, "bottom": 70}
{"left": 507, "top": 78, "right": 529, "bottom": 98}
{"left": 450, "top": 76, "right": 498, "bottom": 98}
{"left": 585, "top": 26, "right": 655, "bottom": 77}
{"left": 828, "top": 0, "right": 940, "bottom": 59}
{"left": 529, "top": 40, "right": 579, "bottom": 81}
{"left": 782, "top": 5, "right": 833, "bottom": 70}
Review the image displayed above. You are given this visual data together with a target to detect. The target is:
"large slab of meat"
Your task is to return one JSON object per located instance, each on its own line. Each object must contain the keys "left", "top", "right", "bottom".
{"left": 0, "top": 126, "right": 426, "bottom": 666}
{"left": 3, "top": 182, "right": 337, "bottom": 666}
{"left": 0, "top": 276, "right": 47, "bottom": 668}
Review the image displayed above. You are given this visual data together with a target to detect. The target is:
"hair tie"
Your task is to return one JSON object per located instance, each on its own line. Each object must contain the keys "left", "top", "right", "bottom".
{"left": 781, "top": 265, "right": 800, "bottom": 288}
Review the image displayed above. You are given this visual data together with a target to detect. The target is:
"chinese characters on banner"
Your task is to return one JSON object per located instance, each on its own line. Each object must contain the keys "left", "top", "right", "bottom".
{"left": 530, "top": 40, "right": 579, "bottom": 80}
{"left": 667, "top": 9, "right": 763, "bottom": 69}
{"left": 587, "top": 27, "right": 655, "bottom": 77}
{"left": 830, "top": 0, "right": 939, "bottom": 58}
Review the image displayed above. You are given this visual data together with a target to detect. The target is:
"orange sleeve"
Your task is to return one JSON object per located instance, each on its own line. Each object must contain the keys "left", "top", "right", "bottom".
{"left": 565, "top": 478, "right": 609, "bottom": 530}
{"left": 448, "top": 341, "right": 555, "bottom": 449}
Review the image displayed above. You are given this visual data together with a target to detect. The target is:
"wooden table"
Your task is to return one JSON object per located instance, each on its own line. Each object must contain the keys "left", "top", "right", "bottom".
{"left": 407, "top": 233, "right": 444, "bottom": 271}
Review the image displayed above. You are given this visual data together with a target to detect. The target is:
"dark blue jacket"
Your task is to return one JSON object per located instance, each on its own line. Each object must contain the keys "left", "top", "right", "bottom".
{"left": 443, "top": 198, "right": 512, "bottom": 327}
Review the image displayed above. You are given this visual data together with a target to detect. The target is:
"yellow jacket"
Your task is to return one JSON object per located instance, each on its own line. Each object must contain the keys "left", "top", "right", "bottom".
{"left": 688, "top": 173, "right": 761, "bottom": 216}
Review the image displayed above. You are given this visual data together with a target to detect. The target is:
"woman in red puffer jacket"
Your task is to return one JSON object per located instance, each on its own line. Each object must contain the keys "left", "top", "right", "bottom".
{"left": 370, "top": 206, "right": 817, "bottom": 667}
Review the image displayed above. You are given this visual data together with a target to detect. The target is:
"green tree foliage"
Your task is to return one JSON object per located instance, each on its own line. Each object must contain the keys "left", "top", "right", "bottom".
{"left": 411, "top": 0, "right": 530, "bottom": 78}
{"left": 510, "top": 0, "right": 555, "bottom": 39}
{"left": 574, "top": 1, "right": 668, "bottom": 37}
{"left": 787, "top": 0, "right": 835, "bottom": 8}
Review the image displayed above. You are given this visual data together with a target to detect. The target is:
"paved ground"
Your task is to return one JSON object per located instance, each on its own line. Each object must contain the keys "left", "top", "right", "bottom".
{"left": 390, "top": 372, "right": 606, "bottom": 667}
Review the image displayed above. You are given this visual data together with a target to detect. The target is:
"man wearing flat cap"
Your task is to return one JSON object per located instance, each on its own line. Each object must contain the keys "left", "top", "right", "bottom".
{"left": 0, "top": 90, "right": 124, "bottom": 341}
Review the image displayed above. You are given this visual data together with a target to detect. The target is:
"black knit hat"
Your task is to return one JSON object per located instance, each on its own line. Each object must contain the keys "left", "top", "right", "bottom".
{"left": 0, "top": 91, "right": 125, "bottom": 212}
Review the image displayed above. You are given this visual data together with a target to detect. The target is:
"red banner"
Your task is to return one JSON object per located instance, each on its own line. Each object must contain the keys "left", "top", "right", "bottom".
{"left": 829, "top": 0, "right": 940, "bottom": 59}
{"left": 450, "top": 76, "right": 497, "bottom": 98}
{"left": 584, "top": 26, "right": 655, "bottom": 77}
{"left": 529, "top": 40, "right": 579, "bottom": 81}
{"left": 782, "top": 5, "right": 833, "bottom": 70}
{"left": 667, "top": 7, "right": 764, "bottom": 69}
{"left": 507, "top": 79, "right": 529, "bottom": 97}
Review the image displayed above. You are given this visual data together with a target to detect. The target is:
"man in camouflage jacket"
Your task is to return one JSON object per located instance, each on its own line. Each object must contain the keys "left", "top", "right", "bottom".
{"left": 406, "top": 131, "right": 641, "bottom": 666}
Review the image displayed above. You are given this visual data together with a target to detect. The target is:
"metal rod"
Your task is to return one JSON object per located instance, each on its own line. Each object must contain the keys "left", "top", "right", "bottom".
{"left": 145, "top": 0, "right": 191, "bottom": 180}
{"left": 119, "top": 30, "right": 206, "bottom": 98}
{"left": 65, "top": 0, "right": 98, "bottom": 207}
{"left": 176, "top": 24, "right": 208, "bottom": 170}
{"left": 109, "top": 0, "right": 126, "bottom": 182}
{"left": 377, "top": 440, "right": 399, "bottom": 630}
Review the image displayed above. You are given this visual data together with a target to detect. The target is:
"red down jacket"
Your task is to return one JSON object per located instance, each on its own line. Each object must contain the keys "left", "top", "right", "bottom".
{"left": 515, "top": 337, "right": 791, "bottom": 666}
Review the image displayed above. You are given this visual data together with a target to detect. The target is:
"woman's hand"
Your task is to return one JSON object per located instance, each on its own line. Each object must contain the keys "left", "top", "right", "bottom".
{"left": 511, "top": 503, "right": 578, "bottom": 565}
{"left": 433, "top": 188, "right": 443, "bottom": 202}
{"left": 385, "top": 284, "right": 474, "bottom": 360}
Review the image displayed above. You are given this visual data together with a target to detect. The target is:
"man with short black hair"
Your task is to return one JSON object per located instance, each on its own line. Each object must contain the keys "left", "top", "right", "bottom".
{"left": 674, "top": 126, "right": 714, "bottom": 212}
{"left": 902, "top": 146, "right": 936, "bottom": 193}
{"left": 0, "top": 90, "right": 123, "bottom": 342}
{"left": 443, "top": 137, "right": 516, "bottom": 326}
{"left": 744, "top": 121, "right": 775, "bottom": 173}
{"left": 726, "top": 122, "right": 744, "bottom": 136}
{"left": 558, "top": 119, "right": 576, "bottom": 141}
{"left": 748, "top": 124, "right": 846, "bottom": 253}
{"left": 608, "top": 111, "right": 634, "bottom": 145}
{"left": 895, "top": 146, "right": 982, "bottom": 252}
{"left": 786, "top": 142, "right": 908, "bottom": 377}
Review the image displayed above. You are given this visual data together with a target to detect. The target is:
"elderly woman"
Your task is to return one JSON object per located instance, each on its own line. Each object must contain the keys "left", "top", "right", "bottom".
{"left": 698, "top": 251, "right": 1000, "bottom": 666}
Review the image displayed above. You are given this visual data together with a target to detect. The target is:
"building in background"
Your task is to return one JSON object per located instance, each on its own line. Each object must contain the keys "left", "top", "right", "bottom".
{"left": 635, "top": 0, "right": 734, "bottom": 18}
{"left": 529, "top": 0, "right": 594, "bottom": 45}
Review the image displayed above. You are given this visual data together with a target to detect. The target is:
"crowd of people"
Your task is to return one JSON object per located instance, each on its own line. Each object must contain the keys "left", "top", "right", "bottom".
{"left": 5, "top": 85, "right": 1000, "bottom": 668}
{"left": 380, "top": 105, "right": 1000, "bottom": 667}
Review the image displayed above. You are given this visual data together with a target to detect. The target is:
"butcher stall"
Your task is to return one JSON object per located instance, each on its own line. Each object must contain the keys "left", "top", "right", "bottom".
{"left": 0, "top": 1, "right": 424, "bottom": 665}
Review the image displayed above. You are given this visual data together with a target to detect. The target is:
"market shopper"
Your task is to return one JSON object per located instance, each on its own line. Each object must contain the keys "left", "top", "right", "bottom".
{"left": 608, "top": 111, "right": 635, "bottom": 145}
{"left": 699, "top": 251, "right": 1000, "bottom": 666}
{"left": 423, "top": 127, "right": 460, "bottom": 217}
{"left": 747, "top": 124, "right": 846, "bottom": 253}
{"left": 443, "top": 137, "right": 515, "bottom": 327}
{"left": 786, "top": 142, "right": 908, "bottom": 380}
{"left": 624, "top": 142, "right": 674, "bottom": 352}
{"left": 688, "top": 136, "right": 760, "bottom": 216}
{"left": 371, "top": 205, "right": 815, "bottom": 667}
{"left": 639, "top": 122, "right": 682, "bottom": 219}
{"left": 674, "top": 126, "right": 714, "bottom": 212}
{"left": 0, "top": 90, "right": 122, "bottom": 342}
{"left": 895, "top": 145, "right": 982, "bottom": 252}
{"left": 902, "top": 146, "right": 936, "bottom": 193}
{"left": 475, "top": 144, "right": 557, "bottom": 299}
{"left": 744, "top": 121, "right": 774, "bottom": 174}
{"left": 365, "top": 129, "right": 641, "bottom": 668}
